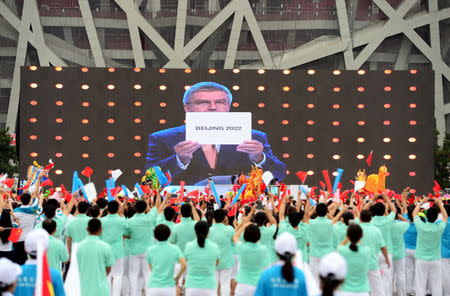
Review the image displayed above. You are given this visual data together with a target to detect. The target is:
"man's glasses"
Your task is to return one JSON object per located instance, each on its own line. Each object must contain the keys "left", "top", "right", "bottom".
{"left": 187, "top": 99, "right": 230, "bottom": 107}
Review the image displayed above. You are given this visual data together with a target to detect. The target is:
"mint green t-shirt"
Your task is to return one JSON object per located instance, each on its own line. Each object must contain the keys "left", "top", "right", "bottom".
{"left": 391, "top": 220, "right": 410, "bottom": 260}
{"left": 338, "top": 244, "right": 371, "bottom": 293}
{"left": 100, "top": 214, "right": 128, "bottom": 259}
{"left": 309, "top": 217, "right": 334, "bottom": 258}
{"left": 334, "top": 222, "right": 348, "bottom": 247}
{"left": 173, "top": 217, "right": 197, "bottom": 253}
{"left": 279, "top": 220, "right": 310, "bottom": 262}
{"left": 146, "top": 241, "right": 183, "bottom": 288}
{"left": 47, "top": 235, "right": 69, "bottom": 272}
{"left": 65, "top": 214, "right": 90, "bottom": 243}
{"left": 208, "top": 223, "right": 235, "bottom": 269}
{"left": 414, "top": 217, "right": 446, "bottom": 261}
{"left": 184, "top": 239, "right": 220, "bottom": 289}
{"left": 156, "top": 214, "right": 175, "bottom": 242}
{"left": 360, "top": 222, "right": 385, "bottom": 271}
{"left": 236, "top": 241, "right": 267, "bottom": 286}
{"left": 35, "top": 214, "right": 67, "bottom": 240}
{"left": 259, "top": 225, "right": 277, "bottom": 264}
{"left": 127, "top": 209, "right": 157, "bottom": 255}
{"left": 371, "top": 212, "right": 395, "bottom": 253}
{"left": 77, "top": 235, "right": 116, "bottom": 296}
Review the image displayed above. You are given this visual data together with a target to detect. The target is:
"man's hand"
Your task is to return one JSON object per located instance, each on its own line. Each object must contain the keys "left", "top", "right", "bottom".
{"left": 236, "top": 140, "right": 264, "bottom": 162}
{"left": 174, "top": 141, "right": 201, "bottom": 165}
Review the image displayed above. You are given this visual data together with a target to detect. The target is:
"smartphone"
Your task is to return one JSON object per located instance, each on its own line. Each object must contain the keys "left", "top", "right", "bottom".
{"left": 269, "top": 186, "right": 279, "bottom": 196}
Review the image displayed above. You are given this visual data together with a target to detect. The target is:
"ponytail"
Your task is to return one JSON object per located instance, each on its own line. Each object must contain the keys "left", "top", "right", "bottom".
{"left": 194, "top": 221, "right": 209, "bottom": 248}
{"left": 320, "top": 274, "right": 343, "bottom": 296}
{"left": 349, "top": 242, "right": 358, "bottom": 252}
{"left": 278, "top": 252, "right": 294, "bottom": 283}
{"left": 347, "top": 224, "right": 363, "bottom": 253}
{"left": 197, "top": 233, "right": 206, "bottom": 248}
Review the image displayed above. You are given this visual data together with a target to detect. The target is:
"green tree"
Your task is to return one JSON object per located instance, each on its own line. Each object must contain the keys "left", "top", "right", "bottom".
{"left": 0, "top": 127, "right": 18, "bottom": 176}
{"left": 434, "top": 131, "right": 450, "bottom": 189}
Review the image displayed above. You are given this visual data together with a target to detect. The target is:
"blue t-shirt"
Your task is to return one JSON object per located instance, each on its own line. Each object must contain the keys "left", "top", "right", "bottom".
{"left": 15, "top": 263, "right": 66, "bottom": 296}
{"left": 442, "top": 222, "right": 450, "bottom": 259}
{"left": 254, "top": 265, "right": 308, "bottom": 296}
{"left": 404, "top": 223, "right": 417, "bottom": 250}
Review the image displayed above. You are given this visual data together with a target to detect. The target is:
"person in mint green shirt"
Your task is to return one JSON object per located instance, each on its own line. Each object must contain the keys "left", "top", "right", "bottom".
{"left": 208, "top": 209, "right": 235, "bottom": 296}
{"left": 77, "top": 218, "right": 116, "bottom": 296}
{"left": 65, "top": 201, "right": 90, "bottom": 255}
{"left": 412, "top": 198, "right": 448, "bottom": 296}
{"left": 253, "top": 210, "right": 277, "bottom": 265}
{"left": 369, "top": 193, "right": 396, "bottom": 296}
{"left": 173, "top": 202, "right": 200, "bottom": 253}
{"left": 232, "top": 223, "right": 267, "bottom": 296}
{"left": 42, "top": 219, "right": 69, "bottom": 273}
{"left": 184, "top": 220, "right": 220, "bottom": 296}
{"left": 126, "top": 199, "right": 157, "bottom": 296}
{"left": 146, "top": 224, "right": 186, "bottom": 296}
{"left": 337, "top": 224, "right": 371, "bottom": 295}
{"left": 155, "top": 199, "right": 177, "bottom": 242}
{"left": 34, "top": 202, "right": 70, "bottom": 240}
{"left": 100, "top": 200, "right": 128, "bottom": 296}
{"left": 391, "top": 206, "right": 410, "bottom": 296}
{"left": 360, "top": 210, "right": 389, "bottom": 296}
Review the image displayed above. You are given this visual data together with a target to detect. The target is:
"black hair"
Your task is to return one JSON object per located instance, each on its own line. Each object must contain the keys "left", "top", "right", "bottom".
{"left": 243, "top": 224, "right": 260, "bottom": 243}
{"left": 135, "top": 200, "right": 147, "bottom": 213}
{"left": 360, "top": 210, "right": 372, "bottom": 223}
{"left": 277, "top": 252, "right": 294, "bottom": 282}
{"left": 205, "top": 207, "right": 214, "bottom": 227}
{"left": 180, "top": 204, "right": 192, "bottom": 218}
{"left": 254, "top": 212, "right": 268, "bottom": 226}
{"left": 316, "top": 203, "right": 328, "bottom": 217}
{"left": 0, "top": 209, "right": 12, "bottom": 244}
{"left": 46, "top": 199, "right": 59, "bottom": 209}
{"left": 320, "top": 275, "right": 344, "bottom": 296}
{"left": 42, "top": 219, "right": 57, "bottom": 235}
{"left": 96, "top": 198, "right": 108, "bottom": 209}
{"left": 342, "top": 211, "right": 354, "bottom": 226}
{"left": 154, "top": 224, "right": 171, "bottom": 241}
{"left": 426, "top": 207, "right": 439, "bottom": 223}
{"left": 288, "top": 211, "right": 303, "bottom": 228}
{"left": 88, "top": 205, "right": 100, "bottom": 218}
{"left": 163, "top": 207, "right": 176, "bottom": 221}
{"left": 371, "top": 203, "right": 386, "bottom": 216}
{"left": 213, "top": 209, "right": 227, "bottom": 223}
{"left": 407, "top": 204, "right": 416, "bottom": 222}
{"left": 194, "top": 220, "right": 209, "bottom": 248}
{"left": 43, "top": 204, "right": 56, "bottom": 219}
{"left": 20, "top": 193, "right": 31, "bottom": 205}
{"left": 445, "top": 204, "right": 450, "bottom": 216}
{"left": 87, "top": 218, "right": 101, "bottom": 234}
{"left": 394, "top": 206, "right": 402, "bottom": 220}
{"left": 124, "top": 207, "right": 136, "bottom": 218}
{"left": 107, "top": 200, "right": 119, "bottom": 214}
{"left": 78, "top": 201, "right": 89, "bottom": 214}
{"left": 347, "top": 224, "right": 363, "bottom": 252}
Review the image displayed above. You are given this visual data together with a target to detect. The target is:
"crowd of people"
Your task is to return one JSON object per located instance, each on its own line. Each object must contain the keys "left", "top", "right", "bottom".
{"left": 0, "top": 175, "right": 449, "bottom": 296}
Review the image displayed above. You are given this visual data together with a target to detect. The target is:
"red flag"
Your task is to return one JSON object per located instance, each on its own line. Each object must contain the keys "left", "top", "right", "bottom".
{"left": 8, "top": 228, "right": 22, "bottom": 243}
{"left": 3, "top": 178, "right": 14, "bottom": 188}
{"left": 228, "top": 205, "right": 238, "bottom": 217}
{"left": 37, "top": 250, "right": 55, "bottom": 296}
{"left": 319, "top": 181, "right": 325, "bottom": 190}
{"left": 295, "top": 171, "right": 308, "bottom": 184}
{"left": 40, "top": 178, "right": 53, "bottom": 187}
{"left": 322, "top": 170, "right": 333, "bottom": 192}
{"left": 179, "top": 181, "right": 185, "bottom": 199}
{"left": 81, "top": 166, "right": 93, "bottom": 178}
{"left": 140, "top": 185, "right": 151, "bottom": 194}
{"left": 433, "top": 180, "right": 441, "bottom": 194}
{"left": 366, "top": 150, "right": 373, "bottom": 167}
{"left": 187, "top": 189, "right": 200, "bottom": 198}
{"left": 98, "top": 188, "right": 107, "bottom": 199}
{"left": 60, "top": 184, "right": 72, "bottom": 202}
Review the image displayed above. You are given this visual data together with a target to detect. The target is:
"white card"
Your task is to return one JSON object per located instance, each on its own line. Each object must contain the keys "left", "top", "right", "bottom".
{"left": 186, "top": 112, "right": 252, "bottom": 145}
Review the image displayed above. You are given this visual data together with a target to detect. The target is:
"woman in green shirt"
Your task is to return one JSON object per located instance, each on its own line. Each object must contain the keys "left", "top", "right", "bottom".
{"left": 337, "top": 224, "right": 371, "bottom": 296}
{"left": 233, "top": 223, "right": 267, "bottom": 296}
{"left": 184, "top": 221, "right": 220, "bottom": 296}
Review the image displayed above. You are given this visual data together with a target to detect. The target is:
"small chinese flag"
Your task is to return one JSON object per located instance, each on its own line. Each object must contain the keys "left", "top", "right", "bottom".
{"left": 366, "top": 150, "right": 373, "bottom": 167}
{"left": 295, "top": 171, "right": 308, "bottom": 184}
{"left": 8, "top": 228, "right": 23, "bottom": 243}
{"left": 81, "top": 166, "right": 93, "bottom": 178}
{"left": 433, "top": 180, "right": 441, "bottom": 194}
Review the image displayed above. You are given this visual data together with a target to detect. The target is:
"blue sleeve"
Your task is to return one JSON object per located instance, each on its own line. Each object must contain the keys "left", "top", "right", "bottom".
{"left": 253, "top": 270, "right": 269, "bottom": 296}
{"left": 254, "top": 132, "right": 287, "bottom": 181}
{"left": 145, "top": 133, "right": 183, "bottom": 177}
{"left": 51, "top": 269, "right": 66, "bottom": 296}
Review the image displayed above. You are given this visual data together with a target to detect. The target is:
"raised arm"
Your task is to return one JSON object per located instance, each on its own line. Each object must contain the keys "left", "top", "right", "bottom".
{"left": 190, "top": 202, "right": 200, "bottom": 221}
{"left": 436, "top": 198, "right": 448, "bottom": 222}
{"left": 279, "top": 196, "right": 289, "bottom": 221}
{"left": 264, "top": 208, "right": 277, "bottom": 226}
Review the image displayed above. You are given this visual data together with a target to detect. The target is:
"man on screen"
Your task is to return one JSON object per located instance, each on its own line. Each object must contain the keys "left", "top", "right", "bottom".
{"left": 145, "top": 82, "right": 286, "bottom": 184}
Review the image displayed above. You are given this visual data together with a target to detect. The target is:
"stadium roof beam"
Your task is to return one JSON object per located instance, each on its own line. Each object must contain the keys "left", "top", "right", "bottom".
{"left": 394, "top": 37, "right": 412, "bottom": 70}
{"left": 79, "top": 0, "right": 106, "bottom": 67}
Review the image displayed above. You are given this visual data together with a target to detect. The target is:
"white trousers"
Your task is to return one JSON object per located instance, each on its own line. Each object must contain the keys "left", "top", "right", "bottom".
{"left": 339, "top": 292, "right": 369, "bottom": 296}
{"left": 129, "top": 254, "right": 151, "bottom": 296}
{"left": 378, "top": 253, "right": 393, "bottom": 296}
{"left": 235, "top": 283, "right": 255, "bottom": 296}
{"left": 442, "top": 258, "right": 450, "bottom": 296}
{"left": 309, "top": 256, "right": 321, "bottom": 282}
{"left": 230, "top": 255, "right": 239, "bottom": 279}
{"left": 393, "top": 257, "right": 406, "bottom": 296}
{"left": 216, "top": 268, "right": 232, "bottom": 296}
{"left": 367, "top": 269, "right": 384, "bottom": 296}
{"left": 185, "top": 288, "right": 215, "bottom": 296}
{"left": 122, "top": 256, "right": 130, "bottom": 296}
{"left": 405, "top": 249, "right": 415, "bottom": 294}
{"left": 415, "top": 259, "right": 442, "bottom": 296}
{"left": 146, "top": 287, "right": 175, "bottom": 296}
{"left": 107, "top": 257, "right": 124, "bottom": 296}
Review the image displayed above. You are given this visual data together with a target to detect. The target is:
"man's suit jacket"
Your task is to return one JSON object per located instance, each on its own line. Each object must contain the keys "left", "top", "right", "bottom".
{"left": 145, "top": 125, "right": 287, "bottom": 184}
